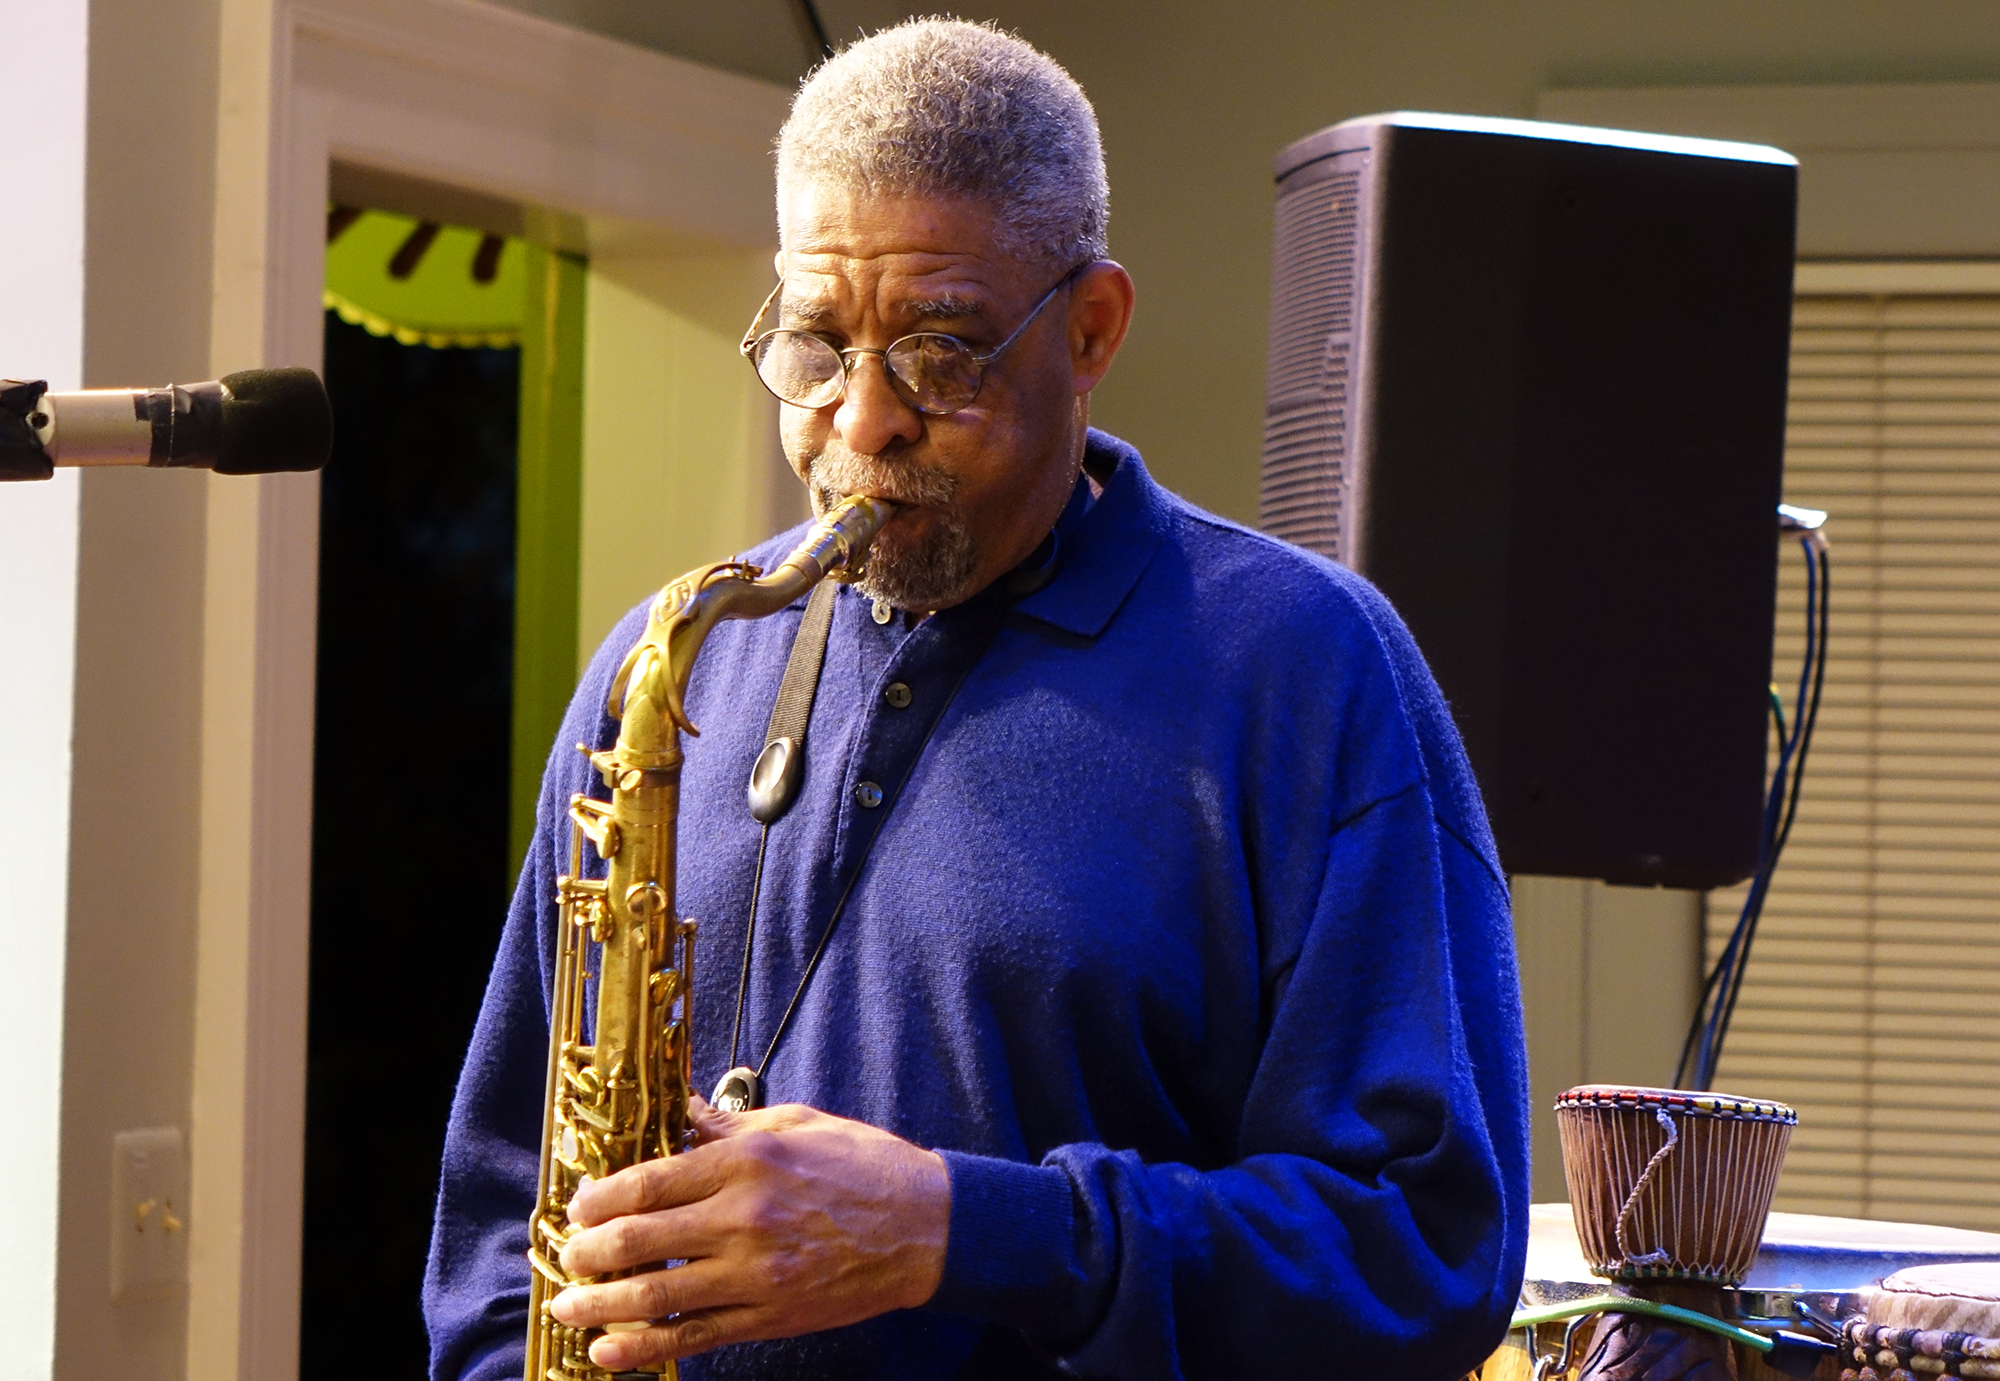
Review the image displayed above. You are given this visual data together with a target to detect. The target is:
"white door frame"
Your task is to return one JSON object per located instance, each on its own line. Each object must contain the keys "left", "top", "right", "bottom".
{"left": 194, "top": 5, "right": 789, "bottom": 1377}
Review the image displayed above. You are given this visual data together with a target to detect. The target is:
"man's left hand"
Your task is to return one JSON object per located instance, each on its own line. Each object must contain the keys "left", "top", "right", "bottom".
{"left": 549, "top": 1098, "right": 952, "bottom": 1369}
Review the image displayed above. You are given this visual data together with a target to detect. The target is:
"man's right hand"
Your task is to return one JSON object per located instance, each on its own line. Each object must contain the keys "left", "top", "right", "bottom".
{"left": 551, "top": 1097, "right": 951, "bottom": 1370}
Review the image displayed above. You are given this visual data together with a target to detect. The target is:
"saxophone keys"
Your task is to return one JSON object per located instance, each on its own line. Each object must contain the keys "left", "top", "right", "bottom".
{"left": 562, "top": 1059, "right": 604, "bottom": 1102}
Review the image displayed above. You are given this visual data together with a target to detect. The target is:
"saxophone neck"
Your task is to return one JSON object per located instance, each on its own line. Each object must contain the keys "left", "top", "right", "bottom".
{"left": 605, "top": 495, "right": 899, "bottom": 742}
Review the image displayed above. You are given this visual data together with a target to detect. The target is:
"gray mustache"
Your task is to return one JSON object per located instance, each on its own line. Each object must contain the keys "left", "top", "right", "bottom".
{"left": 808, "top": 450, "right": 958, "bottom": 510}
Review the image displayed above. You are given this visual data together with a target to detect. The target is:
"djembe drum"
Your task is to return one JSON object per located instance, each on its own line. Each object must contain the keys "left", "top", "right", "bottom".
{"left": 1557, "top": 1086, "right": 1798, "bottom": 1286}
{"left": 1555, "top": 1085, "right": 1797, "bottom": 1380}
{"left": 1841, "top": 1263, "right": 2000, "bottom": 1381}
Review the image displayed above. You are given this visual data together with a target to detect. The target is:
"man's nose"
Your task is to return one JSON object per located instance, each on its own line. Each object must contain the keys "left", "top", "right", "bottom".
{"left": 831, "top": 353, "right": 923, "bottom": 456}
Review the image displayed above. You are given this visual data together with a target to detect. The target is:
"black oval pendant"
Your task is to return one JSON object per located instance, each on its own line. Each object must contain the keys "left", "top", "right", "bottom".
{"left": 711, "top": 1066, "right": 763, "bottom": 1113}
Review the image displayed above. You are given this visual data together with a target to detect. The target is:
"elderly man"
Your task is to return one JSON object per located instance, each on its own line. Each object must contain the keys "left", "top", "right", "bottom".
{"left": 425, "top": 18, "right": 1528, "bottom": 1381}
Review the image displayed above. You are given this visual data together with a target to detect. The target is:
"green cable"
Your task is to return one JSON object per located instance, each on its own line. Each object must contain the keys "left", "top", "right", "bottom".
{"left": 1509, "top": 1295, "right": 1773, "bottom": 1354}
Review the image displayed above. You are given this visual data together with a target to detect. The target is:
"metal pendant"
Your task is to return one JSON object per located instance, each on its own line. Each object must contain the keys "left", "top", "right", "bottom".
{"left": 711, "top": 1066, "right": 763, "bottom": 1113}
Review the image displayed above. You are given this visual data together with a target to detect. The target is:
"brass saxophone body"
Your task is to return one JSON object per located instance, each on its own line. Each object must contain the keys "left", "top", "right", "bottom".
{"left": 525, "top": 496, "right": 897, "bottom": 1381}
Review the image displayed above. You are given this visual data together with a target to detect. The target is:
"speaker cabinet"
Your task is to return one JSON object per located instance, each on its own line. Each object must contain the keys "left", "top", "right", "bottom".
{"left": 1262, "top": 113, "right": 1797, "bottom": 889}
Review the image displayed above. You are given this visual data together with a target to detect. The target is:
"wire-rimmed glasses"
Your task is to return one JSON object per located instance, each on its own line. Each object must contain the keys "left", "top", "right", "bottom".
{"left": 739, "top": 265, "right": 1085, "bottom": 416}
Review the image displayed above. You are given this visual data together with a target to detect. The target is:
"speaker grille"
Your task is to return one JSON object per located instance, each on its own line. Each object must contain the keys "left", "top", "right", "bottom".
{"left": 1260, "top": 166, "right": 1361, "bottom": 560}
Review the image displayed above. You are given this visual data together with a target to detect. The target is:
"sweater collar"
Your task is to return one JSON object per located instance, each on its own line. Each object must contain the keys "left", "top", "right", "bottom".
{"left": 1008, "top": 428, "right": 1166, "bottom": 639}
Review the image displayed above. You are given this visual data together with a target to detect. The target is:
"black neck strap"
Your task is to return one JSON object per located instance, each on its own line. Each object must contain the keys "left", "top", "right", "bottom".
{"left": 746, "top": 579, "right": 839, "bottom": 824}
{"left": 726, "top": 580, "right": 839, "bottom": 1084}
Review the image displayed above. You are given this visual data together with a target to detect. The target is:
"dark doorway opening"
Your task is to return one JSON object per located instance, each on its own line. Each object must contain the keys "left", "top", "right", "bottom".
{"left": 303, "top": 312, "right": 521, "bottom": 1378}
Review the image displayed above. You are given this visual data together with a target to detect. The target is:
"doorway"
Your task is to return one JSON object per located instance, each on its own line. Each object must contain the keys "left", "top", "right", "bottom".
{"left": 302, "top": 208, "right": 582, "bottom": 1376}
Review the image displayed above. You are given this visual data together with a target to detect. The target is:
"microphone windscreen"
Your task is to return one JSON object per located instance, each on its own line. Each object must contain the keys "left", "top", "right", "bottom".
{"left": 217, "top": 367, "right": 333, "bottom": 475}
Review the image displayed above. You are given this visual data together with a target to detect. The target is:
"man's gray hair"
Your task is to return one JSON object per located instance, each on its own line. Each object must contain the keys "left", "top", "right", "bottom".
{"left": 776, "top": 18, "right": 1109, "bottom": 272}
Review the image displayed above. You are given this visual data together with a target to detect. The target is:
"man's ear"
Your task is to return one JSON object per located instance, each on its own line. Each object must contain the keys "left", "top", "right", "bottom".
{"left": 1069, "top": 261, "right": 1135, "bottom": 396}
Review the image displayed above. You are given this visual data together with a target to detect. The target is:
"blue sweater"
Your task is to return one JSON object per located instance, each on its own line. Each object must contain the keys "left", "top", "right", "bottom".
{"left": 424, "top": 430, "right": 1529, "bottom": 1380}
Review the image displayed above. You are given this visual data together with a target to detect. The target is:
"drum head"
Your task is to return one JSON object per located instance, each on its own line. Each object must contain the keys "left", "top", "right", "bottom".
{"left": 1872, "top": 1261, "right": 2000, "bottom": 1333}
{"left": 1754, "top": 1214, "right": 2000, "bottom": 1291}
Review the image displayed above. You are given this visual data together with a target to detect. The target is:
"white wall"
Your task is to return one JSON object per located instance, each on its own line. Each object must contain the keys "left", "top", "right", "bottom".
{"left": 0, "top": 2, "right": 88, "bottom": 1376}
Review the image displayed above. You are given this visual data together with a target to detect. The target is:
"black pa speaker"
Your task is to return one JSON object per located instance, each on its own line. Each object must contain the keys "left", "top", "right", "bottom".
{"left": 1261, "top": 112, "right": 1798, "bottom": 889}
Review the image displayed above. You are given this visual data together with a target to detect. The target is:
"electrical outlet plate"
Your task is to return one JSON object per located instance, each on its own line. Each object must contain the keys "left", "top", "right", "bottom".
{"left": 110, "top": 1127, "right": 187, "bottom": 1303}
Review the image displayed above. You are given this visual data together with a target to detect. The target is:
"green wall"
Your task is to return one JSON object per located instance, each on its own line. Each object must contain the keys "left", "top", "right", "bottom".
{"left": 511, "top": 247, "right": 588, "bottom": 876}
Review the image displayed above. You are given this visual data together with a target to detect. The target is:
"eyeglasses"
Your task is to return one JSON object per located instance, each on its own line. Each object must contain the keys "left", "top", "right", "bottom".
{"left": 739, "top": 266, "right": 1084, "bottom": 416}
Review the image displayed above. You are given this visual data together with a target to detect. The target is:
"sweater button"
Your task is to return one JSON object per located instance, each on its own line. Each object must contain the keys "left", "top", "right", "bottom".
{"left": 883, "top": 681, "right": 912, "bottom": 709}
{"left": 854, "top": 781, "right": 884, "bottom": 809}
{"left": 871, "top": 599, "right": 894, "bottom": 625}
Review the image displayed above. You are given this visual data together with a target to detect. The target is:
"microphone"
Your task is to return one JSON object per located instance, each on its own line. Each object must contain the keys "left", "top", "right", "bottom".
{"left": 0, "top": 367, "right": 332, "bottom": 482}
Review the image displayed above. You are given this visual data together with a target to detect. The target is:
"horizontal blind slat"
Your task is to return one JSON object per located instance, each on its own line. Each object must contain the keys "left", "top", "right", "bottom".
{"left": 1711, "top": 283, "right": 2000, "bottom": 1227}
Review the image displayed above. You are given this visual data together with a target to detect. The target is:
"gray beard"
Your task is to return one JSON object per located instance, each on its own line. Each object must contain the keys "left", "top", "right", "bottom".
{"left": 807, "top": 448, "right": 980, "bottom": 610}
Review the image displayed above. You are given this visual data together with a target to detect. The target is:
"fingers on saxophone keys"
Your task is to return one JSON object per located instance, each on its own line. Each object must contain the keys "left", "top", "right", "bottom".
{"left": 569, "top": 1150, "right": 725, "bottom": 1226}
{"left": 562, "top": 1197, "right": 735, "bottom": 1277}
{"left": 587, "top": 1309, "right": 750, "bottom": 1368}
{"left": 550, "top": 1262, "right": 721, "bottom": 1330}
{"left": 560, "top": 1210, "right": 667, "bottom": 1277}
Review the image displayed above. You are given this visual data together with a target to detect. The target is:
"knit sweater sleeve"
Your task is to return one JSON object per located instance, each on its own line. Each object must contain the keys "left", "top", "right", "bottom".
{"left": 926, "top": 775, "right": 1531, "bottom": 1378}
{"left": 420, "top": 817, "right": 555, "bottom": 1381}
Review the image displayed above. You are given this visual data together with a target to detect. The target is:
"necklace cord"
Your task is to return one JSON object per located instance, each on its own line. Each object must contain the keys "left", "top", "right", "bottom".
{"left": 729, "top": 532, "right": 1055, "bottom": 1091}
{"left": 751, "top": 616, "right": 1006, "bottom": 1083}
{"left": 726, "top": 824, "right": 773, "bottom": 1072}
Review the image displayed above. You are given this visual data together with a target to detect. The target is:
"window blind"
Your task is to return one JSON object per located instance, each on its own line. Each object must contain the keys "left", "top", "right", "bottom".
{"left": 1711, "top": 288, "right": 2000, "bottom": 1231}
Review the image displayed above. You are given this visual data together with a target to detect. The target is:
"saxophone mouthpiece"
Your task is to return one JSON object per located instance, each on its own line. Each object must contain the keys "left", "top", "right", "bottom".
{"left": 810, "top": 494, "right": 900, "bottom": 580}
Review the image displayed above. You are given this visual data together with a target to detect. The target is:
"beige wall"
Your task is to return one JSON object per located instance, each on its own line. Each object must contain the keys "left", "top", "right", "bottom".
{"left": 12, "top": 2, "right": 796, "bottom": 1378}
{"left": 1005, "top": 0, "right": 2000, "bottom": 520}
{"left": 578, "top": 249, "right": 804, "bottom": 663}
{"left": 501, "top": 0, "right": 2000, "bottom": 520}
{"left": 1512, "top": 880, "right": 1704, "bottom": 1201}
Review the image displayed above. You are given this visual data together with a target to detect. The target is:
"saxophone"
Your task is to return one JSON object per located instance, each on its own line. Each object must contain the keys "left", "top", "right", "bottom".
{"left": 525, "top": 495, "right": 898, "bottom": 1381}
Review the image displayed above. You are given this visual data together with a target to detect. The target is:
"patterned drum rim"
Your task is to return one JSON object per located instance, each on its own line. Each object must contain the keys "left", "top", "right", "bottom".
{"left": 1556, "top": 1084, "right": 1797, "bottom": 1126}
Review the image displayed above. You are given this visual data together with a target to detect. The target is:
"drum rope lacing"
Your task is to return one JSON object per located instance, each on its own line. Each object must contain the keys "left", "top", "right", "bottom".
{"left": 1611, "top": 1107, "right": 1679, "bottom": 1271}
